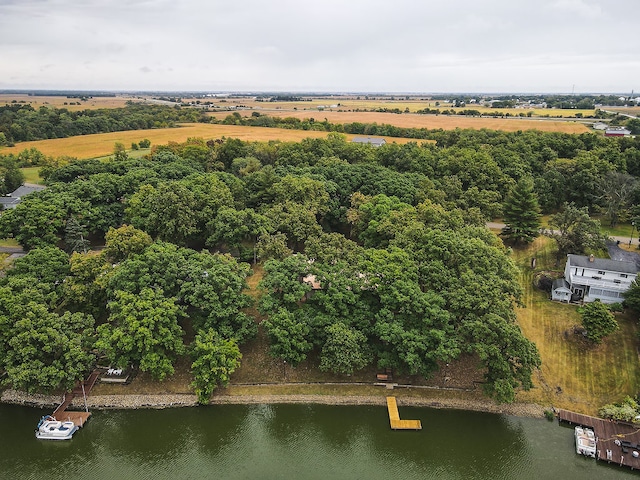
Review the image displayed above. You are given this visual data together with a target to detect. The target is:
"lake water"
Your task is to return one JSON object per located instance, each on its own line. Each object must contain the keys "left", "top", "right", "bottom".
{"left": 0, "top": 403, "right": 636, "bottom": 480}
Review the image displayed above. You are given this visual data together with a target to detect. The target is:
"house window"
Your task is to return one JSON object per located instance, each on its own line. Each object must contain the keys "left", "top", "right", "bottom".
{"left": 614, "top": 279, "right": 621, "bottom": 284}
{"left": 620, "top": 274, "right": 628, "bottom": 278}
{"left": 597, "top": 271, "right": 605, "bottom": 275}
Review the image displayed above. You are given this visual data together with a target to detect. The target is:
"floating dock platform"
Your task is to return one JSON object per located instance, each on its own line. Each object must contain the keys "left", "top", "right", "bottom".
{"left": 557, "top": 409, "right": 640, "bottom": 470}
{"left": 386, "top": 396, "right": 422, "bottom": 430}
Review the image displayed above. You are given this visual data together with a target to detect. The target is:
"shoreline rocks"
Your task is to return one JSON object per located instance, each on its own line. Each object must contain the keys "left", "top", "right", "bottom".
{"left": 1, "top": 388, "right": 547, "bottom": 418}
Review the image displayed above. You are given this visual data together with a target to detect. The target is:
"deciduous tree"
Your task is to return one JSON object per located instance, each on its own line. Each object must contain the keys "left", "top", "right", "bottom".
{"left": 190, "top": 329, "right": 242, "bottom": 404}
{"left": 578, "top": 300, "right": 619, "bottom": 344}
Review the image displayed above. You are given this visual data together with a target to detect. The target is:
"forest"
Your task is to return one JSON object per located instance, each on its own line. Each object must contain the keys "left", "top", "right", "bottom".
{"left": 1, "top": 128, "right": 639, "bottom": 404}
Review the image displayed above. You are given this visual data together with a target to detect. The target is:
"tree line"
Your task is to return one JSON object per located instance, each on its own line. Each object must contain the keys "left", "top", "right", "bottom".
{"left": 0, "top": 104, "right": 207, "bottom": 144}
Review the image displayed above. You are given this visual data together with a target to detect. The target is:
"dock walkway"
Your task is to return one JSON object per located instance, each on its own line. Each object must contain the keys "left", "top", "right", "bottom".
{"left": 557, "top": 409, "right": 640, "bottom": 470}
{"left": 50, "top": 370, "right": 100, "bottom": 429}
{"left": 386, "top": 397, "right": 422, "bottom": 430}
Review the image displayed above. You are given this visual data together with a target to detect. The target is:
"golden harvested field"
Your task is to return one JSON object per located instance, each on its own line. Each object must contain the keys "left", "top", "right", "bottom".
{"left": 0, "top": 123, "right": 420, "bottom": 160}
{"left": 0, "top": 94, "right": 139, "bottom": 111}
{"left": 210, "top": 109, "right": 590, "bottom": 134}
{"left": 512, "top": 236, "right": 640, "bottom": 415}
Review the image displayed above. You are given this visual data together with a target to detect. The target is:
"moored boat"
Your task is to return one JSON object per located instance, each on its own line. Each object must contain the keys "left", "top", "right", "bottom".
{"left": 35, "top": 415, "right": 78, "bottom": 440}
{"left": 575, "top": 426, "right": 596, "bottom": 458}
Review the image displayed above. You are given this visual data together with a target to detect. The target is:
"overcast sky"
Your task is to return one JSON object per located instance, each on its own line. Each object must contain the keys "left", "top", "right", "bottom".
{"left": 0, "top": 0, "right": 638, "bottom": 93}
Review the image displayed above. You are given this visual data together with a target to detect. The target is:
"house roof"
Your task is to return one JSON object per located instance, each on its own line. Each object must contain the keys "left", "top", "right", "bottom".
{"left": 351, "top": 137, "right": 386, "bottom": 146}
{"left": 552, "top": 278, "right": 570, "bottom": 291}
{"left": 11, "top": 184, "right": 45, "bottom": 197}
{"left": 567, "top": 254, "right": 638, "bottom": 274}
{"left": 0, "top": 184, "right": 46, "bottom": 209}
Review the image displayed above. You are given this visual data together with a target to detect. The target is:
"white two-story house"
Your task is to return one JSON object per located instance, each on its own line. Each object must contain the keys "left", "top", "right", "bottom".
{"left": 557, "top": 254, "right": 638, "bottom": 304}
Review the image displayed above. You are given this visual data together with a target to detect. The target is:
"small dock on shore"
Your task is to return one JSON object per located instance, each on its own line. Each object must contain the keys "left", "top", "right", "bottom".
{"left": 386, "top": 397, "right": 422, "bottom": 430}
{"left": 50, "top": 370, "right": 100, "bottom": 429}
{"left": 557, "top": 409, "right": 640, "bottom": 470}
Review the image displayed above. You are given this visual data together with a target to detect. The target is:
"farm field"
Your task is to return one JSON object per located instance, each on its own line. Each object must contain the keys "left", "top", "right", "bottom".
{"left": 512, "top": 236, "right": 640, "bottom": 415}
{"left": 184, "top": 96, "right": 595, "bottom": 118}
{"left": 0, "top": 123, "right": 419, "bottom": 160}
{"left": 209, "top": 109, "right": 591, "bottom": 134}
{"left": 0, "top": 93, "right": 140, "bottom": 111}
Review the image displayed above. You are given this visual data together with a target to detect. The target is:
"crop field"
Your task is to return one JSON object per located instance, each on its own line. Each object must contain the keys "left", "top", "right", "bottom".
{"left": 210, "top": 109, "right": 590, "bottom": 134}
{"left": 185, "top": 96, "right": 594, "bottom": 118}
{"left": 0, "top": 93, "right": 139, "bottom": 111}
{"left": 0, "top": 123, "right": 420, "bottom": 160}
{"left": 512, "top": 236, "right": 640, "bottom": 415}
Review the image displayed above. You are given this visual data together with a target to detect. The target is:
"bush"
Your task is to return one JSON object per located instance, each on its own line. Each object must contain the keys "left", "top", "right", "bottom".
{"left": 536, "top": 274, "right": 554, "bottom": 293}
{"left": 608, "top": 302, "right": 624, "bottom": 313}
{"left": 544, "top": 409, "right": 555, "bottom": 421}
{"left": 599, "top": 396, "right": 640, "bottom": 422}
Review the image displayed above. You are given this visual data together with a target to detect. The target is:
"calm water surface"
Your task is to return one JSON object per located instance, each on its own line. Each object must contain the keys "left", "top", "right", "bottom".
{"left": 0, "top": 403, "right": 636, "bottom": 480}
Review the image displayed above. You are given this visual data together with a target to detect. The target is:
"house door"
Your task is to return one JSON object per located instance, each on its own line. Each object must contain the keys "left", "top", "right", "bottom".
{"left": 572, "top": 288, "right": 584, "bottom": 302}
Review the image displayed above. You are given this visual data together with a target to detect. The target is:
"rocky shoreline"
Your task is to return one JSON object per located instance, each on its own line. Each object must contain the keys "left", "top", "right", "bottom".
{"left": 1, "top": 388, "right": 547, "bottom": 418}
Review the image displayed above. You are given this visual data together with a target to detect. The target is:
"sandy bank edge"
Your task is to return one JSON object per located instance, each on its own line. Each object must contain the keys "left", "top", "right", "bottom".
{"left": 1, "top": 389, "right": 547, "bottom": 419}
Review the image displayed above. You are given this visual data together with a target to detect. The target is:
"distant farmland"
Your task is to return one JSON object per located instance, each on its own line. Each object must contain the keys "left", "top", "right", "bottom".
{"left": 0, "top": 93, "right": 137, "bottom": 111}
{"left": 0, "top": 123, "right": 421, "bottom": 160}
{"left": 209, "top": 110, "right": 591, "bottom": 134}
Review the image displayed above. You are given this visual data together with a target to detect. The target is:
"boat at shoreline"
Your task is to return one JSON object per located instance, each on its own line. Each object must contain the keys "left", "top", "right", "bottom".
{"left": 575, "top": 426, "right": 596, "bottom": 458}
{"left": 35, "top": 415, "right": 79, "bottom": 440}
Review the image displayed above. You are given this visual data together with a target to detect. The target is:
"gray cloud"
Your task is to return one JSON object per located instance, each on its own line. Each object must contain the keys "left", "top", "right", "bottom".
{"left": 0, "top": 0, "right": 638, "bottom": 92}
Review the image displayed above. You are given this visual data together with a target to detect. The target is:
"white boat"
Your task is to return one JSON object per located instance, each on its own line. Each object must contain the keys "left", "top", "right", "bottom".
{"left": 35, "top": 415, "right": 79, "bottom": 440}
{"left": 575, "top": 426, "right": 596, "bottom": 458}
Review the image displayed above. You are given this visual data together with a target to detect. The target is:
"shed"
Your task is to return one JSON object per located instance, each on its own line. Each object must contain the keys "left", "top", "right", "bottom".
{"left": 551, "top": 278, "right": 571, "bottom": 303}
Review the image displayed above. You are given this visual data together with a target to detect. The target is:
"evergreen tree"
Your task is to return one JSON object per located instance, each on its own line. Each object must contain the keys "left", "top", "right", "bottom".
{"left": 501, "top": 176, "right": 541, "bottom": 245}
{"left": 64, "top": 216, "right": 90, "bottom": 254}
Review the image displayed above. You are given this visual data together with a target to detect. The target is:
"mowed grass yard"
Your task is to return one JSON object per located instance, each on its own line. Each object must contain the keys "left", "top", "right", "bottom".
{"left": 0, "top": 123, "right": 421, "bottom": 160}
{"left": 512, "top": 236, "right": 640, "bottom": 415}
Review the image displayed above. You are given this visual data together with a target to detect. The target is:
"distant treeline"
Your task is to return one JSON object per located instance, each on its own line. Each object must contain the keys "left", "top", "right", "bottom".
{"left": 0, "top": 104, "right": 207, "bottom": 144}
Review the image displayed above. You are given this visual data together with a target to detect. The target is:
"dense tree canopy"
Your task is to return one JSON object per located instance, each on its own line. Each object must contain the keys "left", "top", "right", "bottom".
{"left": 5, "top": 125, "right": 637, "bottom": 400}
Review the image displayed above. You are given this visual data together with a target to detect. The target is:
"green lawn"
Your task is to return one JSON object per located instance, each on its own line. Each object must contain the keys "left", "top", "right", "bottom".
{"left": 20, "top": 167, "right": 45, "bottom": 185}
{"left": 92, "top": 147, "right": 151, "bottom": 162}
{"left": 0, "top": 238, "right": 20, "bottom": 248}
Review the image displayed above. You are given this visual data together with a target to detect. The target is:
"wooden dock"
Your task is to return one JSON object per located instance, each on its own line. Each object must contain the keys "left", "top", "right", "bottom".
{"left": 557, "top": 409, "right": 640, "bottom": 470}
{"left": 49, "top": 370, "right": 100, "bottom": 429}
{"left": 386, "top": 397, "right": 422, "bottom": 430}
